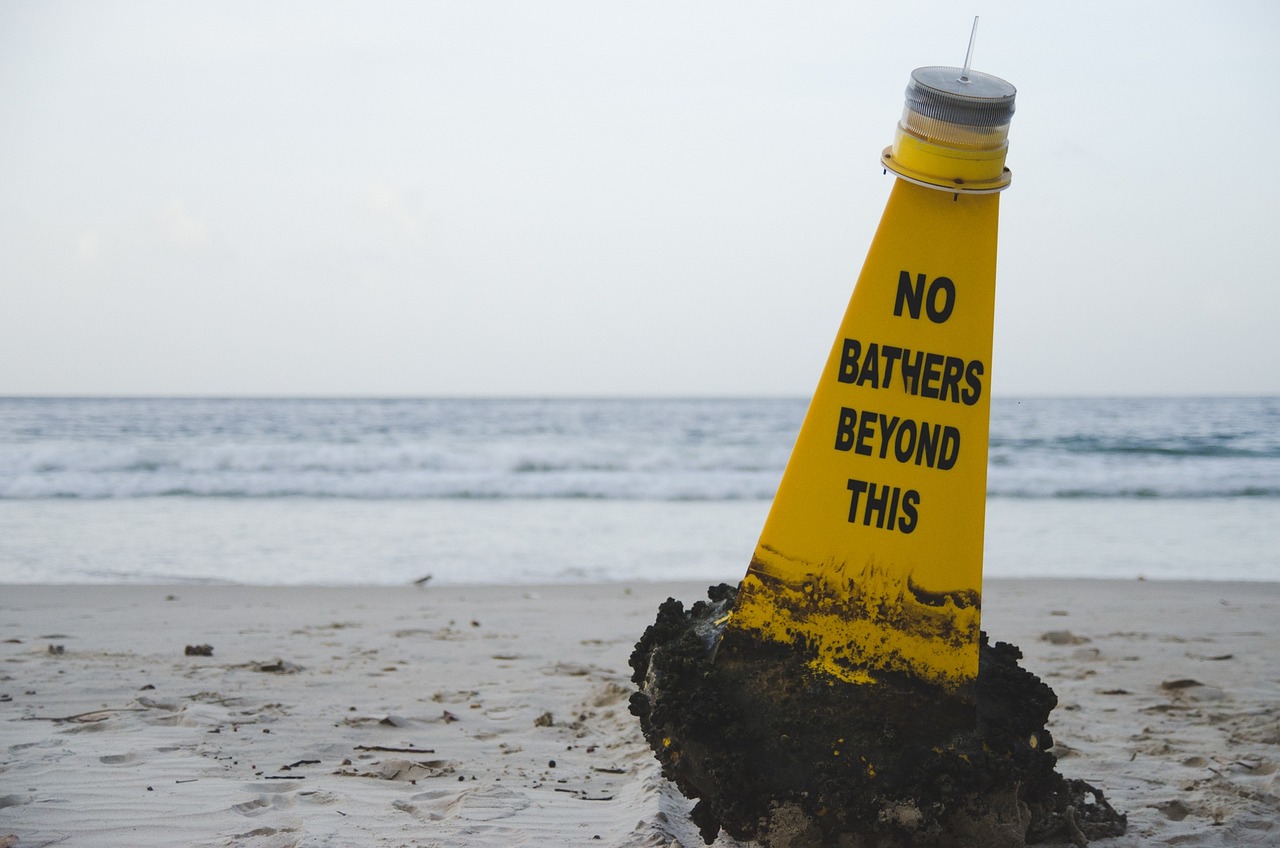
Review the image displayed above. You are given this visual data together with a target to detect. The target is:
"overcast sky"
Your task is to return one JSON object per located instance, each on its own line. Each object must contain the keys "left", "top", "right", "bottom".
{"left": 2, "top": 1, "right": 1277, "bottom": 397}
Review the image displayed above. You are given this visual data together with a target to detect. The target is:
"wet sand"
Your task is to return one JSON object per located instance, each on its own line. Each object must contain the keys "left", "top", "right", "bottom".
{"left": 1, "top": 579, "right": 1277, "bottom": 846}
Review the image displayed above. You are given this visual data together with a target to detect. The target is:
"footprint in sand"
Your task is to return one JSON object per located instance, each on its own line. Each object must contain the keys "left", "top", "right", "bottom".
{"left": 394, "top": 785, "right": 535, "bottom": 823}
{"left": 98, "top": 752, "right": 140, "bottom": 765}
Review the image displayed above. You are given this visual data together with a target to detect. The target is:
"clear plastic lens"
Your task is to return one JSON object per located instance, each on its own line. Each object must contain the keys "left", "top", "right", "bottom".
{"left": 884, "top": 64, "right": 1017, "bottom": 190}
{"left": 900, "top": 107, "right": 1010, "bottom": 150}
{"left": 900, "top": 66, "right": 1015, "bottom": 149}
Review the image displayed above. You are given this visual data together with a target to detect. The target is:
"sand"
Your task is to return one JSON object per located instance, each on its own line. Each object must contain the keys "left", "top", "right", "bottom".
{"left": 1, "top": 579, "right": 1277, "bottom": 847}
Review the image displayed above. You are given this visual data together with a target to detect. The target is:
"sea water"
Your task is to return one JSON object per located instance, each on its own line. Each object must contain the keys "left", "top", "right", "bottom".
{"left": 1, "top": 397, "right": 1277, "bottom": 585}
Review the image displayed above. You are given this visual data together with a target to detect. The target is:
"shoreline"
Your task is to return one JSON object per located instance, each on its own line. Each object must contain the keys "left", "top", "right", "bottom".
{"left": 2, "top": 579, "right": 1277, "bottom": 846}
{"left": 5, "top": 497, "right": 1278, "bottom": 587}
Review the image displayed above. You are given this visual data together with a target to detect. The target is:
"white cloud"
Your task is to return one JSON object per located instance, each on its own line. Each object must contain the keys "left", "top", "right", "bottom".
{"left": 76, "top": 230, "right": 103, "bottom": 266}
{"left": 158, "top": 199, "right": 213, "bottom": 251}
{"left": 363, "top": 183, "right": 428, "bottom": 242}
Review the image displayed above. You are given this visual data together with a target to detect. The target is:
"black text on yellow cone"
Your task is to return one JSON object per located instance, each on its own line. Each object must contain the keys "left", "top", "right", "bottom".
{"left": 722, "top": 66, "right": 1017, "bottom": 694}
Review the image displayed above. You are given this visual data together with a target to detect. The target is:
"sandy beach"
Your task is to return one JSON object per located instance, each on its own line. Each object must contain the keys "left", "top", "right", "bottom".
{"left": 2, "top": 579, "right": 1277, "bottom": 847}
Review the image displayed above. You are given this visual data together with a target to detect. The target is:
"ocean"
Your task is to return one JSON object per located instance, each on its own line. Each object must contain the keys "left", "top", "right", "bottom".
{"left": 1, "top": 396, "right": 1277, "bottom": 585}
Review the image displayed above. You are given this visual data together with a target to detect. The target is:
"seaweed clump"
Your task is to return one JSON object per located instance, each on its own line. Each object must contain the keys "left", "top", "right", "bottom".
{"left": 629, "top": 584, "right": 1126, "bottom": 847}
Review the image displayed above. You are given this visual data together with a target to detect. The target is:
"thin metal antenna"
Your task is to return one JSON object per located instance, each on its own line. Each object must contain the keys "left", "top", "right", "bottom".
{"left": 960, "top": 16, "right": 979, "bottom": 82}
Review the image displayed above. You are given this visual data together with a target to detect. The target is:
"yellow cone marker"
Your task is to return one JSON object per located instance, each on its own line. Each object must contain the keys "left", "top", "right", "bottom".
{"left": 723, "top": 42, "right": 1016, "bottom": 694}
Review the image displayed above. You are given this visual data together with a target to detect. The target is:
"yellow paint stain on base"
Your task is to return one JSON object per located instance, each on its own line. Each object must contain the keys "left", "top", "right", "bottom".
{"left": 731, "top": 564, "right": 980, "bottom": 691}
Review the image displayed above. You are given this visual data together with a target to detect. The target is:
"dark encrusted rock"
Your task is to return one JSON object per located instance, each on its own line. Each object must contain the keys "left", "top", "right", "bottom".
{"left": 629, "top": 583, "right": 1126, "bottom": 847}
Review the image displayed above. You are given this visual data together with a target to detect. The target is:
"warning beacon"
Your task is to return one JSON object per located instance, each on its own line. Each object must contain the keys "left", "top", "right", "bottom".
{"left": 631, "top": 33, "right": 1123, "bottom": 845}
{"left": 721, "top": 36, "right": 1016, "bottom": 693}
